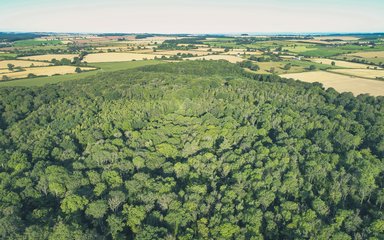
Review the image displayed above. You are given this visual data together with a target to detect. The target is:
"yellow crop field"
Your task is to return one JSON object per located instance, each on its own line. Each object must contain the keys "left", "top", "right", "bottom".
{"left": 308, "top": 58, "right": 375, "bottom": 69}
{"left": 184, "top": 55, "right": 244, "bottom": 63}
{"left": 19, "top": 54, "right": 78, "bottom": 61}
{"left": 0, "top": 60, "right": 51, "bottom": 69}
{"left": 329, "top": 69, "right": 384, "bottom": 79}
{"left": 346, "top": 51, "right": 384, "bottom": 58}
{"left": 83, "top": 53, "right": 158, "bottom": 63}
{"left": 193, "top": 47, "right": 226, "bottom": 53}
{"left": 0, "top": 66, "right": 95, "bottom": 80}
{"left": 280, "top": 71, "right": 384, "bottom": 96}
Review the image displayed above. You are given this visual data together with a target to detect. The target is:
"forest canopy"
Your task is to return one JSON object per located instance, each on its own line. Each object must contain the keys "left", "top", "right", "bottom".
{"left": 0, "top": 61, "right": 383, "bottom": 239}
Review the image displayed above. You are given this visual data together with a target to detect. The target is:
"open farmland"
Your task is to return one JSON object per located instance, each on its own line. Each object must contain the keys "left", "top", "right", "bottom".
{"left": 84, "top": 52, "right": 158, "bottom": 63}
{"left": 329, "top": 69, "right": 384, "bottom": 79}
{"left": 0, "top": 66, "right": 95, "bottom": 80}
{"left": 308, "top": 58, "right": 376, "bottom": 68}
{"left": 184, "top": 55, "right": 244, "bottom": 63}
{"left": 280, "top": 71, "right": 384, "bottom": 96}
{"left": 19, "top": 54, "right": 78, "bottom": 61}
{"left": 0, "top": 60, "right": 51, "bottom": 68}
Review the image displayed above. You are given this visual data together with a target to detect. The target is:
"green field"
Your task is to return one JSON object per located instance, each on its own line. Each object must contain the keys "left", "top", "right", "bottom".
{"left": 13, "top": 39, "right": 63, "bottom": 47}
{"left": 0, "top": 53, "right": 17, "bottom": 60}
{"left": 252, "top": 59, "right": 341, "bottom": 74}
{"left": 0, "top": 60, "right": 163, "bottom": 87}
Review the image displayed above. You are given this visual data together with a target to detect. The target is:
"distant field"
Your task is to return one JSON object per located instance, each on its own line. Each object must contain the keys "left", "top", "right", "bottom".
{"left": 329, "top": 69, "right": 384, "bottom": 79}
{"left": 314, "top": 36, "right": 360, "bottom": 41}
{"left": 0, "top": 66, "right": 95, "bottom": 80}
{"left": 0, "top": 60, "right": 51, "bottom": 69}
{"left": 84, "top": 53, "right": 158, "bottom": 63}
{"left": 280, "top": 71, "right": 384, "bottom": 96}
{"left": 308, "top": 58, "right": 375, "bottom": 68}
{"left": 19, "top": 54, "right": 78, "bottom": 61}
{"left": 283, "top": 46, "right": 318, "bottom": 53}
{"left": 223, "top": 49, "right": 263, "bottom": 56}
{"left": 0, "top": 60, "right": 163, "bottom": 87}
{"left": 184, "top": 55, "right": 244, "bottom": 63}
{"left": 194, "top": 47, "right": 225, "bottom": 53}
{"left": 13, "top": 39, "right": 62, "bottom": 47}
{"left": 301, "top": 48, "right": 352, "bottom": 57}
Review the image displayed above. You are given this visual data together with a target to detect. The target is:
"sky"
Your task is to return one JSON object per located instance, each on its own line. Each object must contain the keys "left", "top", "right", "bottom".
{"left": 0, "top": 0, "right": 383, "bottom": 34}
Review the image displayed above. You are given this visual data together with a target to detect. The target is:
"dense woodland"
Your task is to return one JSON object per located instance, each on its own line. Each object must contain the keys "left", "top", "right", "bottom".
{"left": 0, "top": 61, "right": 383, "bottom": 239}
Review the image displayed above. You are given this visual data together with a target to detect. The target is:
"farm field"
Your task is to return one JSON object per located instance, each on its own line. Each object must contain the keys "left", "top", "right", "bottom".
{"left": 254, "top": 60, "right": 338, "bottom": 74}
{"left": 0, "top": 60, "right": 51, "bottom": 68}
{"left": 328, "top": 68, "right": 384, "bottom": 79}
{"left": 308, "top": 58, "right": 375, "bottom": 68}
{"left": 346, "top": 51, "right": 384, "bottom": 58}
{"left": 184, "top": 55, "right": 244, "bottom": 63}
{"left": 0, "top": 60, "right": 162, "bottom": 87}
{"left": 0, "top": 53, "right": 17, "bottom": 60}
{"left": 0, "top": 66, "right": 95, "bottom": 80}
{"left": 19, "top": 54, "right": 78, "bottom": 61}
{"left": 84, "top": 52, "right": 159, "bottom": 63}
{"left": 280, "top": 71, "right": 384, "bottom": 96}
{"left": 13, "top": 39, "right": 62, "bottom": 47}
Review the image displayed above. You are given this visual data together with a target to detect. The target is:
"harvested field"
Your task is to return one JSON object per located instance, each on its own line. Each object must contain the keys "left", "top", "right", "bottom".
{"left": 346, "top": 51, "right": 384, "bottom": 58}
{"left": 329, "top": 69, "right": 384, "bottom": 79}
{"left": 0, "top": 60, "right": 51, "bottom": 69}
{"left": 84, "top": 53, "right": 158, "bottom": 63}
{"left": 194, "top": 47, "right": 225, "bottom": 53}
{"left": 0, "top": 69, "right": 11, "bottom": 74}
{"left": 19, "top": 54, "right": 78, "bottom": 61}
{"left": 96, "top": 46, "right": 130, "bottom": 52}
{"left": 280, "top": 71, "right": 384, "bottom": 96}
{"left": 184, "top": 55, "right": 244, "bottom": 63}
{"left": 0, "top": 66, "right": 95, "bottom": 80}
{"left": 308, "top": 58, "right": 375, "bottom": 69}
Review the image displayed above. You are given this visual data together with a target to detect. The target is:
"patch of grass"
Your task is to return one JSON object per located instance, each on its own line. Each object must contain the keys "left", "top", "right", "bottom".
{"left": 0, "top": 60, "right": 163, "bottom": 87}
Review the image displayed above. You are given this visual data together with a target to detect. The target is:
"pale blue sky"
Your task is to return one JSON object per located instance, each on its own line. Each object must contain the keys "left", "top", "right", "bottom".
{"left": 0, "top": 0, "right": 383, "bottom": 33}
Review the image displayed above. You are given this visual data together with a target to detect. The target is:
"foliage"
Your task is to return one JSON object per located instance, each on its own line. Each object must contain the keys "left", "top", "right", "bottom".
{"left": 0, "top": 61, "right": 383, "bottom": 239}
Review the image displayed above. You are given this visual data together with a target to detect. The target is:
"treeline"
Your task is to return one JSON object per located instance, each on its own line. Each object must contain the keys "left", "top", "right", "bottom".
{"left": 158, "top": 37, "right": 206, "bottom": 50}
{"left": 0, "top": 61, "right": 383, "bottom": 239}
{"left": 0, "top": 32, "right": 44, "bottom": 42}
